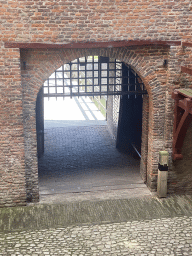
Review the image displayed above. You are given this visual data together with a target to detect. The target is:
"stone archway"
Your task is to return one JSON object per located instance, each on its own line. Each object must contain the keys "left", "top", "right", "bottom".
{"left": 21, "top": 46, "right": 168, "bottom": 202}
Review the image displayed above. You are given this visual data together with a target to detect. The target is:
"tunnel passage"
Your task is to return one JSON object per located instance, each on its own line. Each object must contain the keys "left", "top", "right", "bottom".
{"left": 36, "top": 56, "right": 147, "bottom": 158}
{"left": 35, "top": 56, "right": 149, "bottom": 201}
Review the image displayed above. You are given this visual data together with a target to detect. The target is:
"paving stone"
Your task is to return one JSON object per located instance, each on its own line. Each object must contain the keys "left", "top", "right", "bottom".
{"left": 38, "top": 123, "right": 152, "bottom": 203}
{"left": 1, "top": 214, "right": 192, "bottom": 255}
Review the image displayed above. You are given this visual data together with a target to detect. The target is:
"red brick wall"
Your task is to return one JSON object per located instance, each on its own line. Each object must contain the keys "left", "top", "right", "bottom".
{"left": 0, "top": 46, "right": 26, "bottom": 206}
{"left": 1, "top": 1, "right": 192, "bottom": 43}
{"left": 1, "top": 0, "right": 192, "bottom": 206}
{"left": 140, "top": 95, "right": 149, "bottom": 184}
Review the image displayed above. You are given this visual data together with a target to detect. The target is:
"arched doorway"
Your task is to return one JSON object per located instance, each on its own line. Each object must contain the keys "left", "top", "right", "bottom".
{"left": 35, "top": 55, "right": 150, "bottom": 202}
{"left": 21, "top": 46, "right": 167, "bottom": 203}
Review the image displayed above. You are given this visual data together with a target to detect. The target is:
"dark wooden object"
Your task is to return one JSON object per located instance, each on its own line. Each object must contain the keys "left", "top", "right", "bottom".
{"left": 4, "top": 40, "right": 181, "bottom": 49}
{"left": 172, "top": 89, "right": 192, "bottom": 160}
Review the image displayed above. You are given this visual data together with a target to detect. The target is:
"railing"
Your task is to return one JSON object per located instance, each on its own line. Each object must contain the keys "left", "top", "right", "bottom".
{"left": 131, "top": 144, "right": 141, "bottom": 158}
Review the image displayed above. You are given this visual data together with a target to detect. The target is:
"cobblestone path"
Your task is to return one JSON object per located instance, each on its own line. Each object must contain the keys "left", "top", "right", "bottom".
{"left": 38, "top": 124, "right": 151, "bottom": 203}
{"left": 38, "top": 125, "right": 135, "bottom": 177}
{"left": 1, "top": 216, "right": 192, "bottom": 255}
{"left": 1, "top": 195, "right": 192, "bottom": 255}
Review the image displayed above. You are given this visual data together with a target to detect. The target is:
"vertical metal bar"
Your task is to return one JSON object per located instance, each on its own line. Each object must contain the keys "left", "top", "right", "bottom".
{"left": 99, "top": 59, "right": 101, "bottom": 99}
{"left": 78, "top": 58, "right": 80, "bottom": 98}
{"left": 48, "top": 77, "right": 50, "bottom": 101}
{"left": 85, "top": 57, "right": 87, "bottom": 97}
{"left": 107, "top": 59, "right": 109, "bottom": 97}
{"left": 135, "top": 71, "right": 137, "bottom": 99}
{"left": 62, "top": 64, "right": 64, "bottom": 100}
{"left": 70, "top": 63, "right": 72, "bottom": 99}
{"left": 128, "top": 66, "right": 130, "bottom": 99}
{"left": 92, "top": 56, "right": 95, "bottom": 99}
{"left": 55, "top": 70, "right": 57, "bottom": 101}
{"left": 115, "top": 59, "right": 116, "bottom": 93}
{"left": 120, "top": 61, "right": 122, "bottom": 93}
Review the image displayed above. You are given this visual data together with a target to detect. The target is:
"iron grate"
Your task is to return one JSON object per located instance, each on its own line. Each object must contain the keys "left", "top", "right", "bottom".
{"left": 43, "top": 56, "right": 147, "bottom": 98}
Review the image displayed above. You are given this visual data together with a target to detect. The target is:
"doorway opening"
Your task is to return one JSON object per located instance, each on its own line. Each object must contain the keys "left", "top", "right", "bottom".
{"left": 36, "top": 56, "right": 150, "bottom": 203}
{"left": 116, "top": 63, "right": 143, "bottom": 158}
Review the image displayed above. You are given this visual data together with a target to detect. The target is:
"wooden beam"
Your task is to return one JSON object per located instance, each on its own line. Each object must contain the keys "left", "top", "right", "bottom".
{"left": 173, "top": 154, "right": 183, "bottom": 160}
{"left": 176, "top": 88, "right": 192, "bottom": 99}
{"left": 181, "top": 66, "right": 192, "bottom": 76}
{"left": 182, "top": 41, "right": 192, "bottom": 47}
{"left": 173, "top": 111, "right": 192, "bottom": 160}
{"left": 4, "top": 40, "right": 181, "bottom": 49}
{"left": 178, "top": 100, "right": 192, "bottom": 114}
{"left": 172, "top": 89, "right": 192, "bottom": 160}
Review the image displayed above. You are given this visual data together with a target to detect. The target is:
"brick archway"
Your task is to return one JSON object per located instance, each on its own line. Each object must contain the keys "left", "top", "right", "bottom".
{"left": 21, "top": 46, "right": 168, "bottom": 202}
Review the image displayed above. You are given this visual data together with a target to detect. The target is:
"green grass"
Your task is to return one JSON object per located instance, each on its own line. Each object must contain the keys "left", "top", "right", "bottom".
{"left": 90, "top": 96, "right": 106, "bottom": 118}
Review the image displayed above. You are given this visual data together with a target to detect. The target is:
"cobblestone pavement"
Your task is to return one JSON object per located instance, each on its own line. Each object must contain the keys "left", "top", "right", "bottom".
{"left": 39, "top": 125, "right": 134, "bottom": 177}
{"left": 1, "top": 195, "right": 192, "bottom": 255}
{"left": 1, "top": 216, "right": 192, "bottom": 255}
{"left": 38, "top": 124, "right": 151, "bottom": 203}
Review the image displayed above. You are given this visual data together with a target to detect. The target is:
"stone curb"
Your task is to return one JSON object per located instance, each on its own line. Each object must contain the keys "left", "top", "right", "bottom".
{"left": 1, "top": 195, "right": 192, "bottom": 233}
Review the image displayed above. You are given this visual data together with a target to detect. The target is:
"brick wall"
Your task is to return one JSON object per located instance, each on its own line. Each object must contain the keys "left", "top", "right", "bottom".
{"left": 140, "top": 95, "right": 149, "bottom": 183}
{"left": 106, "top": 59, "right": 120, "bottom": 140}
{"left": 1, "top": 0, "right": 192, "bottom": 206}
{"left": 106, "top": 94, "right": 120, "bottom": 140}
{"left": 1, "top": 1, "right": 192, "bottom": 44}
{"left": 0, "top": 46, "right": 26, "bottom": 207}
{"left": 170, "top": 123, "right": 192, "bottom": 194}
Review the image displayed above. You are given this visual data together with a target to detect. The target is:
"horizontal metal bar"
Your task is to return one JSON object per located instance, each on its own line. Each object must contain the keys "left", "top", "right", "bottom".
{"left": 44, "top": 90, "right": 147, "bottom": 97}
{"left": 45, "top": 82, "right": 145, "bottom": 86}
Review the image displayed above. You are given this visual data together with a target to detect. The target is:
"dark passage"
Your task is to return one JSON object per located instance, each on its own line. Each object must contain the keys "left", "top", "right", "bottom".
{"left": 36, "top": 87, "right": 44, "bottom": 158}
{"left": 116, "top": 63, "right": 143, "bottom": 158}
